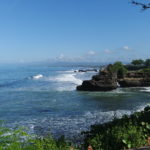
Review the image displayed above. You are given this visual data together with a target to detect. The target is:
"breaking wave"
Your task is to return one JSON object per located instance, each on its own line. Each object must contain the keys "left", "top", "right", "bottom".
{"left": 136, "top": 103, "right": 150, "bottom": 112}
{"left": 11, "top": 103, "right": 150, "bottom": 139}
{"left": 140, "top": 87, "right": 150, "bottom": 92}
{"left": 47, "top": 73, "right": 82, "bottom": 85}
{"left": 11, "top": 109, "right": 132, "bottom": 139}
{"left": 32, "top": 74, "right": 43, "bottom": 79}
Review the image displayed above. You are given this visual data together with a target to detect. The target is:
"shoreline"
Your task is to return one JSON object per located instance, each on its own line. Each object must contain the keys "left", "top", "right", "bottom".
{"left": 1, "top": 105, "right": 150, "bottom": 150}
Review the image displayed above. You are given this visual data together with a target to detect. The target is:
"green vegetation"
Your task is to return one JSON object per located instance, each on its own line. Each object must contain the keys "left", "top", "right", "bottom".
{"left": 141, "top": 68, "right": 150, "bottom": 74}
{"left": 116, "top": 59, "right": 150, "bottom": 71}
{"left": 131, "top": 59, "right": 145, "bottom": 66}
{"left": 145, "top": 59, "right": 150, "bottom": 67}
{"left": 107, "top": 59, "right": 150, "bottom": 74}
{"left": 108, "top": 61, "right": 128, "bottom": 78}
{"left": 130, "top": 59, "right": 150, "bottom": 67}
{"left": 82, "top": 106, "right": 150, "bottom": 150}
{"left": 0, "top": 124, "right": 79, "bottom": 150}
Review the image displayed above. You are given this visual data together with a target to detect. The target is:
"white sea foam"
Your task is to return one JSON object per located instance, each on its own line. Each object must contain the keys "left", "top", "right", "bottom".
{"left": 136, "top": 103, "right": 150, "bottom": 112}
{"left": 12, "top": 109, "right": 132, "bottom": 138}
{"left": 32, "top": 74, "right": 43, "bottom": 79}
{"left": 140, "top": 87, "right": 150, "bottom": 92}
{"left": 47, "top": 73, "right": 82, "bottom": 85}
{"left": 84, "top": 110, "right": 131, "bottom": 122}
{"left": 111, "top": 88, "right": 125, "bottom": 94}
{"left": 11, "top": 103, "right": 150, "bottom": 139}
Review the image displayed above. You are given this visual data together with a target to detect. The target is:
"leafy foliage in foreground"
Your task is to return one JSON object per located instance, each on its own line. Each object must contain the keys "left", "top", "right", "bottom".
{"left": 82, "top": 106, "right": 150, "bottom": 150}
{"left": 0, "top": 125, "right": 78, "bottom": 150}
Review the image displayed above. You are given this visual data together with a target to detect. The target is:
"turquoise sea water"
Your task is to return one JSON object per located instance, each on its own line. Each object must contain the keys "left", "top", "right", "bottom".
{"left": 0, "top": 64, "right": 150, "bottom": 139}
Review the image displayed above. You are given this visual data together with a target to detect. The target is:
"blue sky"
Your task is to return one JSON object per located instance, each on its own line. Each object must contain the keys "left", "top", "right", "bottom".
{"left": 0, "top": 0, "right": 150, "bottom": 63}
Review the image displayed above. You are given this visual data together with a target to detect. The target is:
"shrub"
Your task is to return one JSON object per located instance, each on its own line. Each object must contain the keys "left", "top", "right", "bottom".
{"left": 0, "top": 124, "right": 78, "bottom": 150}
{"left": 83, "top": 106, "right": 150, "bottom": 150}
{"left": 108, "top": 62, "right": 128, "bottom": 78}
{"left": 142, "top": 68, "right": 150, "bottom": 73}
{"left": 145, "top": 59, "right": 150, "bottom": 67}
{"left": 131, "top": 59, "right": 145, "bottom": 66}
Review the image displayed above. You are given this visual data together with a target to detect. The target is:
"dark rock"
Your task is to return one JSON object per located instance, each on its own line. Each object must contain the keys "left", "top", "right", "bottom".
{"left": 118, "top": 79, "right": 143, "bottom": 87}
{"left": 77, "top": 70, "right": 118, "bottom": 91}
{"left": 77, "top": 66, "right": 150, "bottom": 91}
{"left": 118, "top": 71, "right": 150, "bottom": 87}
{"left": 119, "top": 78, "right": 150, "bottom": 87}
{"left": 77, "top": 80, "right": 117, "bottom": 91}
{"left": 78, "top": 70, "right": 86, "bottom": 72}
{"left": 76, "top": 69, "right": 98, "bottom": 73}
{"left": 125, "top": 65, "right": 146, "bottom": 71}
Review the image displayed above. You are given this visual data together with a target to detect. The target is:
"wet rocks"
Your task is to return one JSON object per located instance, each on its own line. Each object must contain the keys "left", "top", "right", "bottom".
{"left": 76, "top": 70, "right": 118, "bottom": 91}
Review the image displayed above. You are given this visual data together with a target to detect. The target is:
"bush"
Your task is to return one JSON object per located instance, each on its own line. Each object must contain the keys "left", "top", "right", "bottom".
{"left": 85, "top": 123, "right": 146, "bottom": 150}
{"left": 131, "top": 59, "right": 145, "bottom": 66}
{"left": 0, "top": 124, "right": 78, "bottom": 150}
{"left": 108, "top": 62, "right": 128, "bottom": 78}
{"left": 142, "top": 68, "right": 150, "bottom": 73}
{"left": 83, "top": 106, "right": 150, "bottom": 150}
{"left": 145, "top": 59, "right": 150, "bottom": 67}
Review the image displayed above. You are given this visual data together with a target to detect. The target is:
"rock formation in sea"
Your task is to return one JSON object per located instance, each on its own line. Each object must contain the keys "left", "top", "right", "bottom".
{"left": 76, "top": 68, "right": 118, "bottom": 91}
{"left": 76, "top": 62, "right": 150, "bottom": 91}
{"left": 118, "top": 71, "right": 150, "bottom": 87}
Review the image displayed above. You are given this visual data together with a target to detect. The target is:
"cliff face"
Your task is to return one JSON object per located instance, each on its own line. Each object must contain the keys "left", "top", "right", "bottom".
{"left": 76, "top": 70, "right": 118, "bottom": 91}
{"left": 76, "top": 69, "right": 150, "bottom": 91}
{"left": 118, "top": 71, "right": 150, "bottom": 87}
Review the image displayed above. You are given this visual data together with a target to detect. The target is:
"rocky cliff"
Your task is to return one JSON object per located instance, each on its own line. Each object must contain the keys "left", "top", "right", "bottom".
{"left": 118, "top": 71, "right": 150, "bottom": 87}
{"left": 76, "top": 68, "right": 150, "bottom": 91}
{"left": 76, "top": 69, "right": 118, "bottom": 91}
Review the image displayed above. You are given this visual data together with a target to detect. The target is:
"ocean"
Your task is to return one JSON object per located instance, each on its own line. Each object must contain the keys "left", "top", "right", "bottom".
{"left": 0, "top": 63, "right": 150, "bottom": 139}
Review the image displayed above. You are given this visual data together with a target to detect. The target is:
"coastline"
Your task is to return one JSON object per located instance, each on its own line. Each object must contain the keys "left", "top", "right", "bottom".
{"left": 1, "top": 105, "right": 150, "bottom": 150}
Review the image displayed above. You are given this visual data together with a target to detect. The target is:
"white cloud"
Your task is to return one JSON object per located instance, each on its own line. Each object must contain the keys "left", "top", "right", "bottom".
{"left": 104, "top": 49, "right": 112, "bottom": 54}
{"left": 87, "top": 50, "right": 96, "bottom": 55}
{"left": 123, "top": 46, "right": 131, "bottom": 51}
{"left": 55, "top": 54, "right": 84, "bottom": 62}
{"left": 58, "top": 54, "right": 64, "bottom": 59}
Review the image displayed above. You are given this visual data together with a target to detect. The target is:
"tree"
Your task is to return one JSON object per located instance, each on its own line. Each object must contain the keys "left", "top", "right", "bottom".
{"left": 131, "top": 59, "right": 145, "bottom": 65}
{"left": 108, "top": 62, "right": 128, "bottom": 78}
{"left": 132, "top": 0, "right": 150, "bottom": 10}
{"left": 145, "top": 59, "right": 150, "bottom": 67}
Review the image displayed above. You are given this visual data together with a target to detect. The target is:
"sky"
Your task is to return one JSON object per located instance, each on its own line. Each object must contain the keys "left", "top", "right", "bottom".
{"left": 0, "top": 0, "right": 150, "bottom": 64}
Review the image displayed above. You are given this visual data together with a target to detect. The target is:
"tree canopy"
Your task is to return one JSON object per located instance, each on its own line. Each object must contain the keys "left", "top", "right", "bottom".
{"left": 131, "top": 59, "right": 145, "bottom": 65}
{"left": 108, "top": 62, "right": 128, "bottom": 78}
{"left": 145, "top": 59, "right": 150, "bottom": 67}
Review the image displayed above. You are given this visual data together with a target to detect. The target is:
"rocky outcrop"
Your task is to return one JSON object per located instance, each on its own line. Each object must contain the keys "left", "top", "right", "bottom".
{"left": 118, "top": 71, "right": 150, "bottom": 87}
{"left": 74, "top": 69, "right": 98, "bottom": 73}
{"left": 76, "top": 70, "right": 118, "bottom": 91}
{"left": 77, "top": 68, "right": 150, "bottom": 91}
